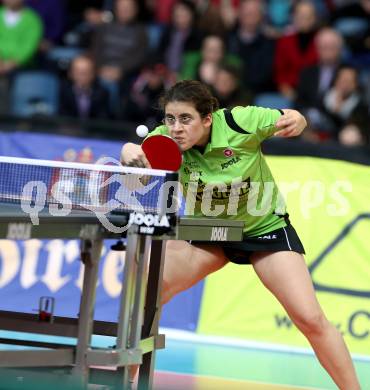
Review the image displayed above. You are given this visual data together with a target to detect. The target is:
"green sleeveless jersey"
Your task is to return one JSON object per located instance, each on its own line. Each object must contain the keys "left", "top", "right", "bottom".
{"left": 148, "top": 106, "right": 288, "bottom": 236}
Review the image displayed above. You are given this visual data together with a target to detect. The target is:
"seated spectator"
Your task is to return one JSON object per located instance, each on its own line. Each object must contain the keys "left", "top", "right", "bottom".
{"left": 64, "top": 0, "right": 151, "bottom": 48}
{"left": 59, "top": 54, "right": 111, "bottom": 119}
{"left": 63, "top": 0, "right": 114, "bottom": 47}
{"left": 91, "top": 0, "right": 148, "bottom": 114}
{"left": 338, "top": 123, "right": 369, "bottom": 147}
{"left": 151, "top": 0, "right": 176, "bottom": 24}
{"left": 0, "top": 0, "right": 42, "bottom": 114}
{"left": 320, "top": 65, "right": 369, "bottom": 142}
{"left": 265, "top": 0, "right": 329, "bottom": 35}
{"left": 83, "top": 1, "right": 114, "bottom": 27}
{"left": 323, "top": 66, "right": 365, "bottom": 124}
{"left": 180, "top": 34, "right": 240, "bottom": 86}
{"left": 266, "top": 0, "right": 293, "bottom": 33}
{"left": 227, "top": 0, "right": 276, "bottom": 95}
{"left": 274, "top": 0, "right": 319, "bottom": 100}
{"left": 211, "top": 63, "right": 250, "bottom": 108}
{"left": 26, "top": 0, "right": 66, "bottom": 52}
{"left": 330, "top": 0, "right": 370, "bottom": 63}
{"left": 296, "top": 28, "right": 343, "bottom": 110}
{"left": 0, "top": 0, "right": 43, "bottom": 75}
{"left": 149, "top": 0, "right": 240, "bottom": 29}
{"left": 195, "top": 0, "right": 240, "bottom": 35}
{"left": 92, "top": 0, "right": 147, "bottom": 82}
{"left": 156, "top": 0, "right": 202, "bottom": 74}
{"left": 121, "top": 63, "right": 174, "bottom": 127}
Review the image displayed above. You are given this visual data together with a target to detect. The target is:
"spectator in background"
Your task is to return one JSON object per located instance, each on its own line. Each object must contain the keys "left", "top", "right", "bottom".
{"left": 91, "top": 0, "right": 148, "bottom": 114}
{"left": 322, "top": 65, "right": 369, "bottom": 141}
{"left": 180, "top": 34, "right": 240, "bottom": 86}
{"left": 64, "top": 0, "right": 114, "bottom": 47}
{"left": 274, "top": 0, "right": 319, "bottom": 100}
{"left": 59, "top": 54, "right": 111, "bottom": 119}
{"left": 330, "top": 0, "right": 370, "bottom": 65}
{"left": 338, "top": 122, "right": 370, "bottom": 147}
{"left": 156, "top": 0, "right": 202, "bottom": 74}
{"left": 266, "top": 0, "right": 293, "bottom": 33}
{"left": 0, "top": 0, "right": 42, "bottom": 114}
{"left": 180, "top": 34, "right": 225, "bottom": 85}
{"left": 26, "top": 0, "right": 66, "bottom": 52}
{"left": 0, "top": 0, "right": 43, "bottom": 75}
{"left": 211, "top": 63, "right": 250, "bottom": 108}
{"left": 122, "top": 62, "right": 173, "bottom": 127}
{"left": 265, "top": 0, "right": 329, "bottom": 35}
{"left": 193, "top": 0, "right": 239, "bottom": 35}
{"left": 151, "top": 0, "right": 176, "bottom": 24}
{"left": 227, "top": 0, "right": 276, "bottom": 95}
{"left": 296, "top": 28, "right": 343, "bottom": 110}
{"left": 83, "top": 1, "right": 114, "bottom": 28}
{"left": 64, "top": 0, "right": 151, "bottom": 48}
{"left": 148, "top": 0, "right": 239, "bottom": 28}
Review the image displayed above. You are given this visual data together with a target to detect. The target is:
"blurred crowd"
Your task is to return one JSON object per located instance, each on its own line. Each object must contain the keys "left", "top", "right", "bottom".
{"left": 0, "top": 0, "right": 369, "bottom": 147}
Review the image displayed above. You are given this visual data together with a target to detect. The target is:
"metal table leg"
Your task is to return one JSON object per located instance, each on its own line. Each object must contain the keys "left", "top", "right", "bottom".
{"left": 137, "top": 240, "right": 166, "bottom": 390}
{"left": 115, "top": 227, "right": 152, "bottom": 389}
{"left": 73, "top": 236, "right": 104, "bottom": 386}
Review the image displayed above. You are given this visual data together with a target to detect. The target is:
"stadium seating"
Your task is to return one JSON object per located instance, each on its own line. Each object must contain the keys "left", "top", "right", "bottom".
{"left": 11, "top": 71, "right": 60, "bottom": 117}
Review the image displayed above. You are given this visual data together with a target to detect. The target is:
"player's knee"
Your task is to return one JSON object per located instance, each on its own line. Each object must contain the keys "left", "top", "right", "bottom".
{"left": 293, "top": 311, "right": 328, "bottom": 336}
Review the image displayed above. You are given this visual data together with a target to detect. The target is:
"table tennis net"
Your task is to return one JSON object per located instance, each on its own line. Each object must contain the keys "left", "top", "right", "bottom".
{"left": 0, "top": 157, "right": 174, "bottom": 214}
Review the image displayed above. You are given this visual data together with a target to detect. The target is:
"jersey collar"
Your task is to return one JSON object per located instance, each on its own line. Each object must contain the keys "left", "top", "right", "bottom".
{"left": 203, "top": 110, "right": 230, "bottom": 153}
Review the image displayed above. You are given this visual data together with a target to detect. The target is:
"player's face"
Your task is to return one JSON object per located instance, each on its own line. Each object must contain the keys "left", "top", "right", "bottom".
{"left": 164, "top": 101, "right": 212, "bottom": 151}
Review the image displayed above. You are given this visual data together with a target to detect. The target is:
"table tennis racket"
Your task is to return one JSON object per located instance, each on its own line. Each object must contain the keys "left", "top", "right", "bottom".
{"left": 141, "top": 134, "right": 182, "bottom": 171}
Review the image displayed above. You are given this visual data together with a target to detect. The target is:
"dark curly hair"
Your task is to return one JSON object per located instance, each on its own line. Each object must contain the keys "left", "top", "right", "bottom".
{"left": 159, "top": 80, "right": 219, "bottom": 117}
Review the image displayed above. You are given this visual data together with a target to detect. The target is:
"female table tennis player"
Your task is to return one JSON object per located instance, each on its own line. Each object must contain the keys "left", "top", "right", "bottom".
{"left": 121, "top": 80, "right": 360, "bottom": 389}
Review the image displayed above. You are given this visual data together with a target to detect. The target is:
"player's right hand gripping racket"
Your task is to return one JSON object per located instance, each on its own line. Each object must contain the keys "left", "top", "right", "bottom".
{"left": 141, "top": 135, "right": 182, "bottom": 171}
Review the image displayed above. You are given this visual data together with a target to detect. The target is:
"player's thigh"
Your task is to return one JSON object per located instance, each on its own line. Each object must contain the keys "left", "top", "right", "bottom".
{"left": 250, "top": 251, "right": 324, "bottom": 323}
{"left": 163, "top": 240, "right": 227, "bottom": 298}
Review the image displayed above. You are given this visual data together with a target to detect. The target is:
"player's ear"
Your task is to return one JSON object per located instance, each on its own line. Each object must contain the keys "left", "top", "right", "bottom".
{"left": 202, "top": 113, "right": 212, "bottom": 127}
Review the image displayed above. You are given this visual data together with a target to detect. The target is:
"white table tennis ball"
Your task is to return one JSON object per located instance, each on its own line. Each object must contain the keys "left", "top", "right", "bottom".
{"left": 136, "top": 124, "right": 149, "bottom": 138}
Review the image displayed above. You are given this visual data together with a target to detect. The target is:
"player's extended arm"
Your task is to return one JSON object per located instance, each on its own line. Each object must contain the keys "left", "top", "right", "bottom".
{"left": 120, "top": 143, "right": 151, "bottom": 168}
{"left": 274, "top": 109, "right": 307, "bottom": 138}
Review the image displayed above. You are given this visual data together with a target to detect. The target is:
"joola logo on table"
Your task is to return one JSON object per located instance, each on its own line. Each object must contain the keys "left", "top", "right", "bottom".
{"left": 129, "top": 212, "right": 170, "bottom": 227}
{"left": 210, "top": 227, "right": 228, "bottom": 241}
{"left": 221, "top": 156, "right": 241, "bottom": 170}
{"left": 7, "top": 223, "right": 32, "bottom": 240}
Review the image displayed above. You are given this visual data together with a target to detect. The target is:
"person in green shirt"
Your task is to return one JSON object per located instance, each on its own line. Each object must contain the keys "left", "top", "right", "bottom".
{"left": 121, "top": 80, "right": 360, "bottom": 389}
{"left": 0, "top": 0, "right": 43, "bottom": 75}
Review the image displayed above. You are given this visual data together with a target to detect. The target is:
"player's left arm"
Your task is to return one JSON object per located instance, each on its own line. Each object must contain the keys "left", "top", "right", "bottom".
{"left": 274, "top": 109, "right": 307, "bottom": 137}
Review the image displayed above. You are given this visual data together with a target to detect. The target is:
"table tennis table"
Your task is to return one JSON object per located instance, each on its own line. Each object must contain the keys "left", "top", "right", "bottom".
{"left": 0, "top": 157, "right": 245, "bottom": 390}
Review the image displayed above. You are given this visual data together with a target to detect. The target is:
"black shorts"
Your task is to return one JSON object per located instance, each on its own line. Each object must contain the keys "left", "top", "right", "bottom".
{"left": 192, "top": 224, "right": 305, "bottom": 265}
